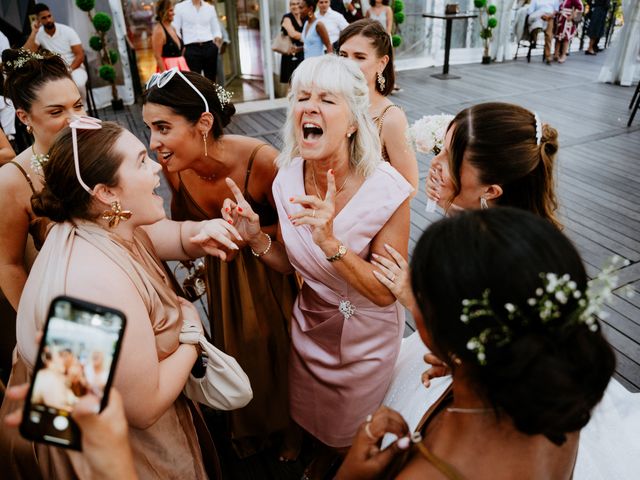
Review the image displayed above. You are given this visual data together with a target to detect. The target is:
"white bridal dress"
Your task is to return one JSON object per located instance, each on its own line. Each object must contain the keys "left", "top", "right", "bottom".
{"left": 383, "top": 331, "right": 640, "bottom": 479}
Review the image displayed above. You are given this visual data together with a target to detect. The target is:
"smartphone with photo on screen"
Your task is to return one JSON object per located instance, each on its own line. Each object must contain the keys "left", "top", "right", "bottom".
{"left": 20, "top": 296, "right": 126, "bottom": 450}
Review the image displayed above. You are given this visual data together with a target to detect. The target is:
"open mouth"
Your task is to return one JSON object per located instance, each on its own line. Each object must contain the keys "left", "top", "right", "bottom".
{"left": 302, "top": 122, "right": 323, "bottom": 141}
{"left": 152, "top": 180, "right": 162, "bottom": 197}
{"left": 158, "top": 151, "right": 173, "bottom": 164}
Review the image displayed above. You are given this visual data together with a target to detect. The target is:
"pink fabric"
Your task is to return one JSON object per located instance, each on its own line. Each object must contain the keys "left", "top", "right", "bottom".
{"left": 555, "top": 0, "right": 584, "bottom": 41}
{"left": 273, "top": 157, "right": 412, "bottom": 447}
{"left": 160, "top": 56, "right": 190, "bottom": 72}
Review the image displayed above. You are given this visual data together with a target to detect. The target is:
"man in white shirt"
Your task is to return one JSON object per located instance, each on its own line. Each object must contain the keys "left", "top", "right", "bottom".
{"left": 23, "top": 3, "right": 88, "bottom": 100}
{"left": 527, "top": 0, "right": 560, "bottom": 64}
{"left": 317, "top": 0, "right": 349, "bottom": 45}
{"left": 173, "top": 0, "right": 223, "bottom": 81}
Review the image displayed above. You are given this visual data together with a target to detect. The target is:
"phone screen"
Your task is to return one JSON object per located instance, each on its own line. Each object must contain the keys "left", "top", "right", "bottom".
{"left": 20, "top": 296, "right": 125, "bottom": 450}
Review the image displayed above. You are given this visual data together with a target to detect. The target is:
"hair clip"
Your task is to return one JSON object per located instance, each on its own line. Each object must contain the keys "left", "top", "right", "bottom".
{"left": 214, "top": 83, "right": 233, "bottom": 107}
{"left": 69, "top": 116, "right": 103, "bottom": 194}
{"left": 533, "top": 112, "right": 542, "bottom": 146}
{"left": 4, "top": 49, "right": 45, "bottom": 69}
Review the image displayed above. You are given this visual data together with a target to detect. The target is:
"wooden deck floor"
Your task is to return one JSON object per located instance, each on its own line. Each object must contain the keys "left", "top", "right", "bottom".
{"left": 102, "top": 49, "right": 640, "bottom": 393}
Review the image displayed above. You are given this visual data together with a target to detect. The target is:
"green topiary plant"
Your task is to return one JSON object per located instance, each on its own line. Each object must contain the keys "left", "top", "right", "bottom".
{"left": 394, "top": 12, "right": 405, "bottom": 24}
{"left": 392, "top": 34, "right": 402, "bottom": 48}
{"left": 477, "top": 3, "right": 498, "bottom": 62}
{"left": 75, "top": 0, "right": 121, "bottom": 106}
{"left": 393, "top": 0, "right": 404, "bottom": 13}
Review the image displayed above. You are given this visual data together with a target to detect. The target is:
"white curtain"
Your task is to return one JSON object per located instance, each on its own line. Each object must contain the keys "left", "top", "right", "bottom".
{"left": 490, "top": 0, "right": 517, "bottom": 62}
{"left": 598, "top": 0, "right": 640, "bottom": 86}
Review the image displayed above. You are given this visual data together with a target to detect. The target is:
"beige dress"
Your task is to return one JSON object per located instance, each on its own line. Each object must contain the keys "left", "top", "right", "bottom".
{"left": 0, "top": 221, "right": 212, "bottom": 479}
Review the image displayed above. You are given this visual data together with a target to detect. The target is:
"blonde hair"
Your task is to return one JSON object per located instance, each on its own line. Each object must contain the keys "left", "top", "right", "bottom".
{"left": 277, "top": 55, "right": 381, "bottom": 178}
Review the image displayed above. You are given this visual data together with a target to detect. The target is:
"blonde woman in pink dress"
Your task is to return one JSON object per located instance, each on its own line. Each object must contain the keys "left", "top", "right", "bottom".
{"left": 221, "top": 54, "right": 412, "bottom": 478}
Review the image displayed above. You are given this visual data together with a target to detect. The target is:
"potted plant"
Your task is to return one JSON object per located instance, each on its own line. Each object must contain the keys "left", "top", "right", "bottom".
{"left": 392, "top": 0, "right": 405, "bottom": 48}
{"left": 76, "top": 0, "right": 123, "bottom": 110}
{"left": 475, "top": 0, "right": 498, "bottom": 64}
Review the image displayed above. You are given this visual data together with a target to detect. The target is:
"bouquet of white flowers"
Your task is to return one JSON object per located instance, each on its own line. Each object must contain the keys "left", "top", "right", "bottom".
{"left": 409, "top": 114, "right": 454, "bottom": 155}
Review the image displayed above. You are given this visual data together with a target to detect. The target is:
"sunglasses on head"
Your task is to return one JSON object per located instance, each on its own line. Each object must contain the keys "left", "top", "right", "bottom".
{"left": 145, "top": 68, "right": 210, "bottom": 113}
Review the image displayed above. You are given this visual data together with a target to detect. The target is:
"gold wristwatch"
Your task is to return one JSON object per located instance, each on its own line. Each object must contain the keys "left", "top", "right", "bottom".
{"left": 326, "top": 244, "right": 347, "bottom": 262}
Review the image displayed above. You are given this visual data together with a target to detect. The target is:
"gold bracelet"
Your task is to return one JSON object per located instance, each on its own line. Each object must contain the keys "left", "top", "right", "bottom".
{"left": 250, "top": 232, "right": 272, "bottom": 257}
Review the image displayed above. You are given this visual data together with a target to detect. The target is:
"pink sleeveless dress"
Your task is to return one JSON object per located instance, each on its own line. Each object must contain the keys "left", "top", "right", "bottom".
{"left": 273, "top": 157, "right": 412, "bottom": 447}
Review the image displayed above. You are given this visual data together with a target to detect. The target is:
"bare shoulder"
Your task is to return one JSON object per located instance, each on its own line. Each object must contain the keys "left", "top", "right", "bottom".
{"left": 381, "top": 106, "right": 409, "bottom": 139}
{"left": 0, "top": 150, "right": 34, "bottom": 201}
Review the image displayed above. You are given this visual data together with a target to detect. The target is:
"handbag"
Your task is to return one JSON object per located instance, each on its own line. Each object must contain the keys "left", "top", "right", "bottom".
{"left": 180, "top": 324, "right": 253, "bottom": 410}
{"left": 272, "top": 32, "right": 293, "bottom": 55}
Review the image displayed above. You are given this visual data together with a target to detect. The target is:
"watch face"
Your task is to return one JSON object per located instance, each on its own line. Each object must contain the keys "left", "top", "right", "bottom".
{"left": 339, "top": 245, "right": 347, "bottom": 255}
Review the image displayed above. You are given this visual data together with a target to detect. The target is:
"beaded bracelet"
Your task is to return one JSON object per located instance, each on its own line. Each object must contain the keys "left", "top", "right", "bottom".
{"left": 251, "top": 232, "right": 272, "bottom": 257}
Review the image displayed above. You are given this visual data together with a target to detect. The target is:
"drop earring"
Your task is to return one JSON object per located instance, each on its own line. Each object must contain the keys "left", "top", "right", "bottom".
{"left": 27, "top": 125, "right": 33, "bottom": 135}
{"left": 377, "top": 71, "right": 386, "bottom": 91}
{"left": 203, "top": 132, "right": 208, "bottom": 157}
{"left": 102, "top": 200, "right": 132, "bottom": 228}
{"left": 480, "top": 196, "right": 489, "bottom": 210}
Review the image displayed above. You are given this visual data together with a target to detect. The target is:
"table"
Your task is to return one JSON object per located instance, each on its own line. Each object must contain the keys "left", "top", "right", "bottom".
{"left": 423, "top": 12, "right": 478, "bottom": 79}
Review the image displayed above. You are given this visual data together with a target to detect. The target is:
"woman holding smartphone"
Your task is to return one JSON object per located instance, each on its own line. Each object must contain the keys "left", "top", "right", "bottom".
{"left": 1, "top": 120, "right": 242, "bottom": 479}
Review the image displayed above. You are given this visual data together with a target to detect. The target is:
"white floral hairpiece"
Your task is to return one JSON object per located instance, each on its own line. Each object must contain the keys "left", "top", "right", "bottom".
{"left": 214, "top": 83, "right": 233, "bottom": 107}
{"left": 460, "top": 256, "right": 634, "bottom": 366}
{"left": 534, "top": 112, "right": 542, "bottom": 146}
{"left": 4, "top": 50, "right": 45, "bottom": 69}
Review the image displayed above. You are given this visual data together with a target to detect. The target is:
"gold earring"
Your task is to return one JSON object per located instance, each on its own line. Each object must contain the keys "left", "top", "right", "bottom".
{"left": 203, "top": 132, "right": 208, "bottom": 157}
{"left": 102, "top": 200, "right": 132, "bottom": 228}
{"left": 27, "top": 125, "right": 33, "bottom": 135}
{"left": 451, "top": 354, "right": 462, "bottom": 366}
{"left": 377, "top": 71, "right": 386, "bottom": 91}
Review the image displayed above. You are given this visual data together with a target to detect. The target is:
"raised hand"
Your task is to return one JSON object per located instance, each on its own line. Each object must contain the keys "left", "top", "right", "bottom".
{"left": 289, "top": 169, "right": 337, "bottom": 249}
{"left": 190, "top": 218, "right": 242, "bottom": 261}
{"left": 221, "top": 177, "right": 263, "bottom": 244}
{"left": 371, "top": 243, "right": 416, "bottom": 310}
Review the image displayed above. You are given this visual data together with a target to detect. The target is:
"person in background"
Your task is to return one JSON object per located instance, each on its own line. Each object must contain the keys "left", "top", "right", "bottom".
{"left": 527, "top": 0, "right": 560, "bottom": 64}
{"left": 317, "top": 0, "right": 349, "bottom": 45}
{"left": 0, "top": 29, "right": 16, "bottom": 147}
{"left": 299, "top": 0, "right": 333, "bottom": 58}
{"left": 338, "top": 19, "right": 418, "bottom": 191}
{"left": 152, "top": 0, "right": 189, "bottom": 72}
{"left": 280, "top": 0, "right": 304, "bottom": 85}
{"left": 553, "top": 0, "right": 583, "bottom": 62}
{"left": 366, "top": 0, "right": 393, "bottom": 33}
{"left": 585, "top": 0, "right": 610, "bottom": 55}
{"left": 173, "top": 0, "right": 223, "bottom": 80}
{"left": 23, "top": 3, "right": 88, "bottom": 101}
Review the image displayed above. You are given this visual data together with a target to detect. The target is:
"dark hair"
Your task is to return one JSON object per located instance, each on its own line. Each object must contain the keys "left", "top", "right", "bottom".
{"left": 338, "top": 19, "right": 395, "bottom": 96}
{"left": 1, "top": 48, "right": 72, "bottom": 112}
{"left": 155, "top": 0, "right": 173, "bottom": 22}
{"left": 369, "top": 0, "right": 389, "bottom": 7}
{"left": 301, "top": 0, "right": 318, "bottom": 10}
{"left": 447, "top": 102, "right": 560, "bottom": 228}
{"left": 143, "top": 71, "right": 235, "bottom": 140}
{"left": 34, "top": 3, "right": 50, "bottom": 15}
{"left": 410, "top": 208, "right": 615, "bottom": 445}
{"left": 32, "top": 122, "right": 125, "bottom": 222}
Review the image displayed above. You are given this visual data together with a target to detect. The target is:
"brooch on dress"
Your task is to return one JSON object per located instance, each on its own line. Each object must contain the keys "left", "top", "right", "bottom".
{"left": 339, "top": 300, "right": 356, "bottom": 320}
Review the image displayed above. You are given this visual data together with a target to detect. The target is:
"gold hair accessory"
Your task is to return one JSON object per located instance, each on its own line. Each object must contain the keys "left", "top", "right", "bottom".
{"left": 102, "top": 200, "right": 132, "bottom": 228}
{"left": 376, "top": 71, "right": 386, "bottom": 91}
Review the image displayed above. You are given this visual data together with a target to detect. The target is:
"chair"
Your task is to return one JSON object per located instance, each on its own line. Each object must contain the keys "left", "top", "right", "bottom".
{"left": 628, "top": 82, "right": 640, "bottom": 127}
{"left": 514, "top": 24, "right": 543, "bottom": 62}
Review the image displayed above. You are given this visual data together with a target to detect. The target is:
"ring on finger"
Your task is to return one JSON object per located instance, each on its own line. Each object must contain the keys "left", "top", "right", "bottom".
{"left": 364, "top": 422, "right": 377, "bottom": 441}
{"left": 388, "top": 273, "right": 396, "bottom": 282}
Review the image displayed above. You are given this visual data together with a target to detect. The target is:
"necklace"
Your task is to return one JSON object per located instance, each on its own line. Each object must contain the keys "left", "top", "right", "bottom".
{"left": 310, "top": 164, "right": 350, "bottom": 198}
{"left": 30, "top": 144, "right": 49, "bottom": 176}
{"left": 446, "top": 407, "right": 492, "bottom": 414}
{"left": 197, "top": 171, "right": 217, "bottom": 181}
